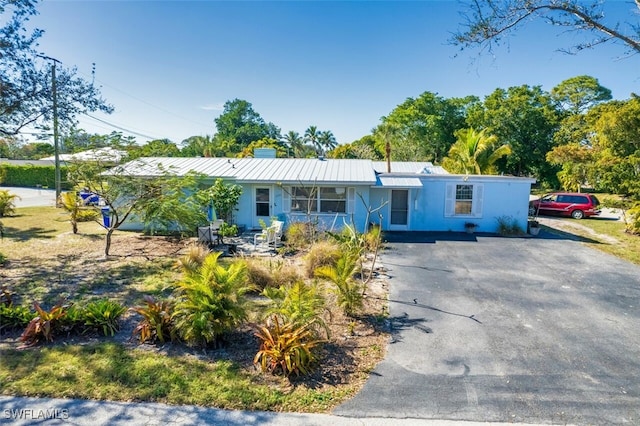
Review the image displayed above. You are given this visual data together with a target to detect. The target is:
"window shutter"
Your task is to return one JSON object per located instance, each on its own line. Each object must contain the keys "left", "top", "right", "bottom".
{"left": 347, "top": 187, "right": 355, "bottom": 214}
{"left": 473, "top": 184, "right": 484, "bottom": 217}
{"left": 282, "top": 186, "right": 291, "bottom": 213}
{"left": 445, "top": 183, "right": 455, "bottom": 217}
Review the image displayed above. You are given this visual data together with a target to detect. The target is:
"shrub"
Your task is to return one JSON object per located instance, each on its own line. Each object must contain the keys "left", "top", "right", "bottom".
{"left": 285, "top": 221, "right": 315, "bottom": 251}
{"left": 315, "top": 253, "right": 363, "bottom": 317}
{"left": 304, "top": 240, "right": 341, "bottom": 278}
{"left": 0, "top": 304, "right": 35, "bottom": 331}
{"left": 253, "top": 315, "right": 324, "bottom": 377}
{"left": 132, "top": 296, "right": 175, "bottom": 344}
{"left": 625, "top": 204, "right": 640, "bottom": 235}
{"left": 244, "top": 258, "right": 276, "bottom": 291}
{"left": 82, "top": 299, "right": 126, "bottom": 336}
{"left": 496, "top": 216, "right": 525, "bottom": 236}
{"left": 0, "top": 190, "right": 19, "bottom": 217}
{"left": 176, "top": 243, "right": 210, "bottom": 276}
{"left": 77, "top": 208, "right": 99, "bottom": 222}
{"left": 173, "top": 252, "right": 252, "bottom": 347}
{"left": 59, "top": 304, "right": 86, "bottom": 334}
{"left": 19, "top": 303, "right": 67, "bottom": 347}
{"left": 262, "top": 280, "right": 329, "bottom": 338}
{"left": 0, "top": 164, "right": 70, "bottom": 188}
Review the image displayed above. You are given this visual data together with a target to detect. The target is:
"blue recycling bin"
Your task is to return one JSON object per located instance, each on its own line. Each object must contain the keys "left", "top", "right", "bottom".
{"left": 101, "top": 207, "right": 111, "bottom": 227}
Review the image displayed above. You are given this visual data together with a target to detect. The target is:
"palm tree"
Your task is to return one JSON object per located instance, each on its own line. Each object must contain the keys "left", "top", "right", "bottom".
{"left": 283, "top": 131, "right": 303, "bottom": 157}
{"left": 442, "top": 128, "right": 511, "bottom": 175}
{"left": 59, "top": 191, "right": 81, "bottom": 234}
{"left": 315, "top": 253, "right": 363, "bottom": 317}
{"left": 304, "top": 126, "right": 321, "bottom": 155}
{"left": 318, "top": 130, "right": 337, "bottom": 155}
{"left": 172, "top": 252, "right": 252, "bottom": 347}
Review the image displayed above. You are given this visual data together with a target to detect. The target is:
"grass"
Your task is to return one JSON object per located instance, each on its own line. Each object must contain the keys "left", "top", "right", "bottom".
{"left": 0, "top": 342, "right": 350, "bottom": 412}
{"left": 568, "top": 218, "right": 640, "bottom": 265}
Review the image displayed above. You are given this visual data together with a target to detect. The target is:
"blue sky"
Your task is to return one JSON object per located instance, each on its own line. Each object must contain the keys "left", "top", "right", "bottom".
{"left": 30, "top": 0, "right": 639, "bottom": 147}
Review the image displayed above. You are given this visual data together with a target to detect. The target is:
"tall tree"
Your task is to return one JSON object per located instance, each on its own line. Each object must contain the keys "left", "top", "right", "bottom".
{"left": 283, "top": 130, "right": 303, "bottom": 157}
{"left": 0, "top": 0, "right": 112, "bottom": 137}
{"left": 551, "top": 75, "right": 612, "bottom": 115}
{"left": 318, "top": 130, "right": 337, "bottom": 155}
{"left": 213, "top": 99, "right": 279, "bottom": 154}
{"left": 304, "top": 126, "right": 321, "bottom": 155}
{"left": 180, "top": 135, "right": 216, "bottom": 157}
{"left": 466, "top": 85, "right": 561, "bottom": 184}
{"left": 442, "top": 128, "right": 511, "bottom": 174}
{"left": 375, "top": 92, "right": 476, "bottom": 163}
{"left": 452, "top": 0, "right": 640, "bottom": 57}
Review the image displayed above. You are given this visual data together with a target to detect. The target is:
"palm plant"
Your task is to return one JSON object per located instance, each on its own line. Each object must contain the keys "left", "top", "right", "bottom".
{"left": 172, "top": 252, "right": 252, "bottom": 347}
{"left": 315, "top": 253, "right": 363, "bottom": 316}
{"left": 304, "top": 126, "right": 321, "bottom": 155}
{"left": 442, "top": 128, "right": 511, "bottom": 175}
{"left": 59, "top": 191, "right": 81, "bottom": 234}
{"left": 0, "top": 190, "right": 19, "bottom": 217}
{"left": 283, "top": 131, "right": 304, "bottom": 158}
{"left": 318, "top": 130, "right": 337, "bottom": 155}
{"left": 262, "top": 280, "right": 330, "bottom": 338}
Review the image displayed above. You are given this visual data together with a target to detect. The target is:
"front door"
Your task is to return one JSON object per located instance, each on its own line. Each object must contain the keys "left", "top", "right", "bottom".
{"left": 389, "top": 189, "right": 409, "bottom": 230}
{"left": 254, "top": 187, "right": 271, "bottom": 228}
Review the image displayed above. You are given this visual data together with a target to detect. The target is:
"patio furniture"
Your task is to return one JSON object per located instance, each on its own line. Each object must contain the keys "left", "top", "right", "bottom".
{"left": 254, "top": 220, "right": 284, "bottom": 248}
{"left": 198, "top": 219, "right": 225, "bottom": 247}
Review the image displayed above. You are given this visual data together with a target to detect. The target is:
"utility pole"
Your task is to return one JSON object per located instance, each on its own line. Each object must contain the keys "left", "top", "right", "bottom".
{"left": 38, "top": 54, "right": 62, "bottom": 205}
{"left": 52, "top": 60, "right": 61, "bottom": 205}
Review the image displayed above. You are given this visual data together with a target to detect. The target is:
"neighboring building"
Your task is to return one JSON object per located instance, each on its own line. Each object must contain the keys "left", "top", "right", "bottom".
{"left": 114, "top": 155, "right": 535, "bottom": 234}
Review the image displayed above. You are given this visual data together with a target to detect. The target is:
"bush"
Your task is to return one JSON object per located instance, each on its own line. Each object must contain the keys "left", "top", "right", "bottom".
{"left": 82, "top": 299, "right": 126, "bottom": 336}
{"left": 0, "top": 304, "right": 35, "bottom": 331}
{"left": 132, "top": 296, "right": 175, "bottom": 344}
{"left": 173, "top": 252, "right": 252, "bottom": 347}
{"left": 285, "top": 221, "right": 315, "bottom": 251}
{"left": 496, "top": 216, "right": 525, "bottom": 236}
{"left": 304, "top": 240, "right": 341, "bottom": 278}
{"left": 0, "top": 164, "right": 70, "bottom": 188}
{"left": 262, "top": 280, "right": 329, "bottom": 338}
{"left": 253, "top": 315, "right": 324, "bottom": 377}
{"left": 176, "top": 243, "right": 210, "bottom": 275}
{"left": 76, "top": 208, "right": 99, "bottom": 222}
{"left": 315, "top": 253, "right": 363, "bottom": 317}
{"left": 244, "top": 258, "right": 276, "bottom": 291}
{"left": 0, "top": 190, "right": 19, "bottom": 217}
{"left": 625, "top": 204, "right": 640, "bottom": 235}
{"left": 19, "top": 303, "right": 67, "bottom": 347}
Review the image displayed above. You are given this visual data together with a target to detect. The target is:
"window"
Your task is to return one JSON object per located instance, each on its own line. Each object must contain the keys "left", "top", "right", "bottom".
{"left": 455, "top": 184, "right": 473, "bottom": 215}
{"left": 291, "top": 187, "right": 317, "bottom": 212}
{"left": 289, "top": 186, "right": 348, "bottom": 213}
{"left": 445, "top": 183, "right": 483, "bottom": 217}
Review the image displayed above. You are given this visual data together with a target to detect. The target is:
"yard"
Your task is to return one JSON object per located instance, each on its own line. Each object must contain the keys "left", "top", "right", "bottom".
{"left": 0, "top": 207, "right": 389, "bottom": 413}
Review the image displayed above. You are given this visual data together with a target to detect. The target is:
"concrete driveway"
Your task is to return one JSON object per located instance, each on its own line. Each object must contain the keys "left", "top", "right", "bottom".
{"left": 335, "top": 232, "right": 640, "bottom": 424}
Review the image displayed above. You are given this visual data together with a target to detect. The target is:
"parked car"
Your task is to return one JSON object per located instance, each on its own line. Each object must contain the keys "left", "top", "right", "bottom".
{"left": 529, "top": 192, "right": 601, "bottom": 219}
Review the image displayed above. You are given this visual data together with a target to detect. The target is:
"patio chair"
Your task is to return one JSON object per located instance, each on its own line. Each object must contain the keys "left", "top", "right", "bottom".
{"left": 254, "top": 220, "right": 284, "bottom": 248}
{"left": 198, "top": 219, "right": 225, "bottom": 247}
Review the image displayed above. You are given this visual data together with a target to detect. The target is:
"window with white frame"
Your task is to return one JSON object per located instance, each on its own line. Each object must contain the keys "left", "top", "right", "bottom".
{"left": 445, "top": 183, "right": 483, "bottom": 217}
{"left": 287, "top": 186, "right": 351, "bottom": 214}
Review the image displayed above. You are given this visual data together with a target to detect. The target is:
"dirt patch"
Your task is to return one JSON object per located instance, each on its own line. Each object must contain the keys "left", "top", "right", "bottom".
{"left": 537, "top": 217, "right": 620, "bottom": 244}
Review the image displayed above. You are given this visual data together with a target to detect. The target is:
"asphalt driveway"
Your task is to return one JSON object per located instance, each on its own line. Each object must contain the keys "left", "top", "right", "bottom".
{"left": 335, "top": 232, "right": 640, "bottom": 424}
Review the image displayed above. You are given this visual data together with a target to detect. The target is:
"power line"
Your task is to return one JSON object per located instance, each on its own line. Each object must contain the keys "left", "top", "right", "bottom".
{"left": 84, "top": 114, "right": 160, "bottom": 141}
{"left": 75, "top": 67, "right": 213, "bottom": 129}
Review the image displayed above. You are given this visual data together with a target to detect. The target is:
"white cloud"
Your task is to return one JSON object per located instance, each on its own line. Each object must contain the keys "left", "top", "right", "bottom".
{"left": 199, "top": 103, "right": 225, "bottom": 111}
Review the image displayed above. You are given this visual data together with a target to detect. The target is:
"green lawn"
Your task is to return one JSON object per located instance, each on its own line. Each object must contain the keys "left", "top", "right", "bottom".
{"left": 571, "top": 218, "right": 640, "bottom": 265}
{"left": 0, "top": 342, "right": 352, "bottom": 412}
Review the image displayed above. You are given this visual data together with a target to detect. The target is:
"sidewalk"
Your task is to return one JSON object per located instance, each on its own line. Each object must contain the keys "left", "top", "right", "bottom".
{"left": 1, "top": 186, "right": 57, "bottom": 208}
{"left": 0, "top": 396, "right": 544, "bottom": 426}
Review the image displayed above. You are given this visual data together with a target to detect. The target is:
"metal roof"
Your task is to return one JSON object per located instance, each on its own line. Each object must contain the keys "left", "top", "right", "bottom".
{"left": 111, "top": 157, "right": 378, "bottom": 184}
{"left": 376, "top": 176, "right": 424, "bottom": 188}
{"left": 372, "top": 161, "right": 448, "bottom": 175}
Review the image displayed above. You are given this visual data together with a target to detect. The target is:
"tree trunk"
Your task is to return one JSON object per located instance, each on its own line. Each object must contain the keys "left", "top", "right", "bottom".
{"left": 104, "top": 228, "right": 114, "bottom": 258}
{"left": 72, "top": 220, "right": 78, "bottom": 234}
